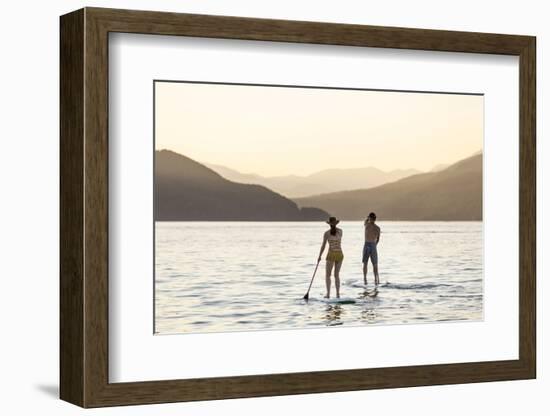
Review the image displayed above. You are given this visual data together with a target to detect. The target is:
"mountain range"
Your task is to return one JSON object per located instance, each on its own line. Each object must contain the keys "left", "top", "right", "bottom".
{"left": 155, "top": 150, "right": 328, "bottom": 221}
{"left": 206, "top": 163, "right": 421, "bottom": 198}
{"left": 156, "top": 149, "right": 482, "bottom": 221}
{"left": 294, "top": 153, "right": 482, "bottom": 221}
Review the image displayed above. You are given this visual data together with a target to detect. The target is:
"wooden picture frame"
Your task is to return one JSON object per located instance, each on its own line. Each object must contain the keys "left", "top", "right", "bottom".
{"left": 60, "top": 7, "right": 536, "bottom": 408}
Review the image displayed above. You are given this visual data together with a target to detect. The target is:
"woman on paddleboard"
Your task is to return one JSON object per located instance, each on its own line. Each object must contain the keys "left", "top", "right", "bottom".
{"left": 318, "top": 217, "right": 344, "bottom": 298}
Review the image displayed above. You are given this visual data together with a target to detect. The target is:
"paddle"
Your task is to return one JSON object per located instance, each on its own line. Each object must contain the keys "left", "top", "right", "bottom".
{"left": 303, "top": 259, "right": 321, "bottom": 301}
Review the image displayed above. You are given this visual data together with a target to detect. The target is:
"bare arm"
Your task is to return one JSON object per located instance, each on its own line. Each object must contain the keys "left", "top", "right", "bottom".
{"left": 318, "top": 232, "right": 328, "bottom": 262}
{"left": 376, "top": 227, "right": 381, "bottom": 244}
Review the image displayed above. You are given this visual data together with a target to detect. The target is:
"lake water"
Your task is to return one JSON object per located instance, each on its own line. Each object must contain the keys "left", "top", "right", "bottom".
{"left": 155, "top": 221, "right": 483, "bottom": 335}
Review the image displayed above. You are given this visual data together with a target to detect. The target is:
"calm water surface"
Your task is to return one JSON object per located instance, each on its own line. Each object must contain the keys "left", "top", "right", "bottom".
{"left": 155, "top": 221, "right": 483, "bottom": 335}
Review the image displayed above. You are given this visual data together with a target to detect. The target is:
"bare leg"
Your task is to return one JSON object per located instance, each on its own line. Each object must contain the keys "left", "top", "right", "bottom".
{"left": 363, "top": 262, "right": 368, "bottom": 285}
{"left": 373, "top": 264, "right": 379, "bottom": 285}
{"left": 334, "top": 261, "right": 343, "bottom": 298}
{"left": 325, "top": 260, "right": 334, "bottom": 298}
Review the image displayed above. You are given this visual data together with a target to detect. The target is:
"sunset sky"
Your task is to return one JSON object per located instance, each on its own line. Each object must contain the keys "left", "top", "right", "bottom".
{"left": 155, "top": 81, "right": 483, "bottom": 176}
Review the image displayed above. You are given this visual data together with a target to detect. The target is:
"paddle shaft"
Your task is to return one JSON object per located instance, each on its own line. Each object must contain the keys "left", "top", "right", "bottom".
{"left": 304, "top": 260, "right": 321, "bottom": 298}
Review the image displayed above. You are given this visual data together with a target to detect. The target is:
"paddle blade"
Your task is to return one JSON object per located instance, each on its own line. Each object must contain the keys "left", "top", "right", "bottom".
{"left": 303, "top": 292, "right": 309, "bottom": 301}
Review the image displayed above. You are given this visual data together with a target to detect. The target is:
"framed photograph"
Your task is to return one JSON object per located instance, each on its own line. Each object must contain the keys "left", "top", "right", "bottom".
{"left": 60, "top": 7, "right": 536, "bottom": 408}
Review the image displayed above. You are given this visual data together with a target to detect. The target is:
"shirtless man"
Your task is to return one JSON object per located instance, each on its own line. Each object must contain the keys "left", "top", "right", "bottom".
{"left": 363, "top": 212, "right": 381, "bottom": 286}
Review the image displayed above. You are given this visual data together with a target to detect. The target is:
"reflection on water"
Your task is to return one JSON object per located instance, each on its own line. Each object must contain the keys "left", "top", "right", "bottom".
{"left": 361, "top": 308, "right": 377, "bottom": 323}
{"left": 155, "top": 221, "right": 483, "bottom": 335}
{"left": 324, "top": 305, "right": 344, "bottom": 326}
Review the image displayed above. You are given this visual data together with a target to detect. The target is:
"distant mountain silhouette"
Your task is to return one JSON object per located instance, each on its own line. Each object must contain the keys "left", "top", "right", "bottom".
{"left": 294, "top": 154, "right": 482, "bottom": 221}
{"left": 155, "top": 150, "right": 329, "bottom": 221}
{"left": 206, "top": 163, "right": 421, "bottom": 198}
{"left": 430, "top": 163, "right": 450, "bottom": 172}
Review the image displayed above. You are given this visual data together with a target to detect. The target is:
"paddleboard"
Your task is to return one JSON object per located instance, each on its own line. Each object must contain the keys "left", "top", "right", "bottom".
{"left": 345, "top": 279, "right": 383, "bottom": 290}
{"left": 321, "top": 297, "right": 357, "bottom": 304}
{"left": 345, "top": 279, "right": 367, "bottom": 289}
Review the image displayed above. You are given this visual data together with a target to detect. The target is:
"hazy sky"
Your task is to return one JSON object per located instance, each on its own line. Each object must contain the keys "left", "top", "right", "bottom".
{"left": 155, "top": 81, "right": 483, "bottom": 176}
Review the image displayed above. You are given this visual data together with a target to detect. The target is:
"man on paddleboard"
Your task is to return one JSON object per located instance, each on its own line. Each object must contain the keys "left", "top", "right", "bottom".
{"left": 363, "top": 212, "right": 381, "bottom": 286}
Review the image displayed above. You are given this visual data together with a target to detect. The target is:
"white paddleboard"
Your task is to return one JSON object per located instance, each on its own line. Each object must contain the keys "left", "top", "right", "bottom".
{"left": 321, "top": 297, "right": 357, "bottom": 304}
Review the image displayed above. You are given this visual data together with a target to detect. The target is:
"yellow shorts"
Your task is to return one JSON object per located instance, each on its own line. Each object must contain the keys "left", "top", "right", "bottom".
{"left": 326, "top": 251, "right": 344, "bottom": 263}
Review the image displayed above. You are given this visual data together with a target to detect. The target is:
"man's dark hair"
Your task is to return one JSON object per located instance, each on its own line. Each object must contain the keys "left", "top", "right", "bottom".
{"left": 368, "top": 212, "right": 377, "bottom": 221}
